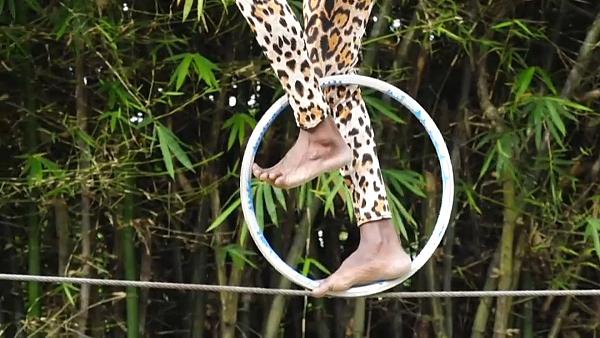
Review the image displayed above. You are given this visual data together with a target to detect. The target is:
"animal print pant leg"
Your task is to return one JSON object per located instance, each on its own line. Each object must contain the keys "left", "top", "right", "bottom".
{"left": 235, "top": 0, "right": 329, "bottom": 129}
{"left": 237, "top": 0, "right": 392, "bottom": 225}
{"left": 303, "top": 0, "right": 392, "bottom": 225}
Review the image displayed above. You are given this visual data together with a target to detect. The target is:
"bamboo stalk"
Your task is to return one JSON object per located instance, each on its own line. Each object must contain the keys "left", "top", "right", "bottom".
{"left": 26, "top": 203, "right": 41, "bottom": 321}
{"left": 138, "top": 229, "right": 151, "bottom": 337}
{"left": 73, "top": 13, "right": 92, "bottom": 335}
{"left": 474, "top": 44, "right": 520, "bottom": 338}
{"left": 547, "top": 266, "right": 582, "bottom": 338}
{"left": 121, "top": 185, "right": 139, "bottom": 338}
{"left": 547, "top": 297, "right": 573, "bottom": 338}
{"left": 15, "top": 0, "right": 42, "bottom": 330}
{"left": 424, "top": 171, "right": 448, "bottom": 338}
{"left": 470, "top": 247, "right": 501, "bottom": 338}
{"left": 201, "top": 67, "right": 232, "bottom": 338}
{"left": 390, "top": 301, "right": 403, "bottom": 338}
{"left": 53, "top": 199, "right": 71, "bottom": 277}
{"left": 352, "top": 298, "right": 366, "bottom": 338}
{"left": 522, "top": 270, "right": 533, "bottom": 338}
{"left": 263, "top": 197, "right": 322, "bottom": 338}
{"left": 189, "top": 197, "right": 209, "bottom": 338}
{"left": 362, "top": 0, "right": 393, "bottom": 74}
{"left": 442, "top": 59, "right": 472, "bottom": 338}
{"left": 492, "top": 171, "right": 518, "bottom": 338}
{"left": 395, "top": 0, "right": 425, "bottom": 67}
{"left": 561, "top": 10, "right": 600, "bottom": 98}
{"left": 313, "top": 298, "right": 331, "bottom": 338}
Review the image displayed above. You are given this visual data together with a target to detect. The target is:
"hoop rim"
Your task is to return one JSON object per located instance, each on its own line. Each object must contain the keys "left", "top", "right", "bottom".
{"left": 240, "top": 74, "right": 454, "bottom": 297}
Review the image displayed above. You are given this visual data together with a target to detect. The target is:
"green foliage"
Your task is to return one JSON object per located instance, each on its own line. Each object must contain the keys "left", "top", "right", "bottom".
{"left": 222, "top": 113, "right": 256, "bottom": 150}
{"left": 217, "top": 244, "right": 257, "bottom": 269}
{"left": 299, "top": 257, "right": 331, "bottom": 277}
{"left": 584, "top": 217, "right": 600, "bottom": 263}
{"left": 364, "top": 95, "right": 405, "bottom": 124}
{"left": 156, "top": 123, "right": 195, "bottom": 178}
{"left": 207, "top": 197, "right": 241, "bottom": 232}
{"left": 168, "top": 53, "right": 220, "bottom": 90}
{"left": 252, "top": 181, "right": 287, "bottom": 227}
{"left": 0, "top": 1, "right": 599, "bottom": 336}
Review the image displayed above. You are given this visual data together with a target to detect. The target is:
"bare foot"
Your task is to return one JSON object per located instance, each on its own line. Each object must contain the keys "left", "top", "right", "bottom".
{"left": 252, "top": 117, "right": 351, "bottom": 189}
{"left": 312, "top": 220, "right": 411, "bottom": 297}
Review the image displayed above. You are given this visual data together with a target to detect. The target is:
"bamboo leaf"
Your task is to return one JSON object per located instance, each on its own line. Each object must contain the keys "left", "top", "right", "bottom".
{"left": 182, "top": 0, "right": 194, "bottom": 22}
{"left": 585, "top": 218, "right": 600, "bottom": 263}
{"left": 8, "top": 0, "right": 15, "bottom": 19}
{"left": 307, "top": 258, "right": 331, "bottom": 275}
{"left": 514, "top": 19, "right": 535, "bottom": 37}
{"left": 168, "top": 138, "right": 195, "bottom": 173}
{"left": 535, "top": 68, "right": 558, "bottom": 95}
{"left": 223, "top": 113, "right": 255, "bottom": 150}
{"left": 263, "top": 184, "right": 278, "bottom": 225}
{"left": 344, "top": 183, "right": 354, "bottom": 221}
{"left": 174, "top": 54, "right": 193, "bottom": 90}
{"left": 111, "top": 109, "right": 121, "bottom": 132}
{"left": 388, "top": 192, "right": 409, "bottom": 240}
{"left": 297, "top": 182, "right": 306, "bottom": 210}
{"left": 157, "top": 124, "right": 175, "bottom": 178}
{"left": 226, "top": 123, "right": 238, "bottom": 150}
{"left": 300, "top": 258, "right": 331, "bottom": 277}
{"left": 545, "top": 101, "right": 566, "bottom": 136}
{"left": 546, "top": 121, "right": 565, "bottom": 148}
{"left": 76, "top": 129, "right": 97, "bottom": 148}
{"left": 225, "top": 244, "right": 257, "bottom": 269}
{"left": 26, "top": 155, "right": 43, "bottom": 183}
{"left": 364, "top": 95, "right": 405, "bottom": 124}
{"left": 254, "top": 183, "right": 265, "bottom": 229}
{"left": 479, "top": 146, "right": 496, "bottom": 179}
{"left": 197, "top": 0, "right": 204, "bottom": 21}
{"left": 156, "top": 123, "right": 195, "bottom": 175}
{"left": 206, "top": 198, "right": 241, "bottom": 232}
{"left": 61, "top": 283, "right": 76, "bottom": 306}
{"left": 192, "top": 54, "right": 219, "bottom": 88}
{"left": 492, "top": 21, "right": 514, "bottom": 30}
{"left": 301, "top": 258, "right": 311, "bottom": 276}
{"left": 273, "top": 187, "right": 287, "bottom": 211}
{"left": 515, "top": 67, "right": 535, "bottom": 99}
{"left": 462, "top": 183, "right": 482, "bottom": 214}
{"left": 383, "top": 169, "right": 426, "bottom": 197}
{"left": 24, "top": 0, "right": 41, "bottom": 12}
{"left": 437, "top": 26, "right": 463, "bottom": 44}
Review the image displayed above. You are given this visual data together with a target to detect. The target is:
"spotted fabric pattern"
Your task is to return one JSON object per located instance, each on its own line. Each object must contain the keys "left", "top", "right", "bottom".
{"left": 236, "top": 0, "right": 392, "bottom": 225}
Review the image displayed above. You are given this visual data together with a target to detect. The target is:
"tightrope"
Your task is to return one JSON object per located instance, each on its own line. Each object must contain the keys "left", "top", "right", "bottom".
{"left": 1, "top": 274, "right": 599, "bottom": 298}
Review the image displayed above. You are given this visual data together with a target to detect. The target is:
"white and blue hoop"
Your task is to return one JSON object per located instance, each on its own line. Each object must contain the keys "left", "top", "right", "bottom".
{"left": 240, "top": 75, "right": 454, "bottom": 297}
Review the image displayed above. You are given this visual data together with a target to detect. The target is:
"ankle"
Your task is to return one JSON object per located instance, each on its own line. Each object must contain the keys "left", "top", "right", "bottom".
{"left": 377, "top": 219, "right": 398, "bottom": 238}
{"left": 358, "top": 222, "right": 384, "bottom": 250}
{"left": 309, "top": 118, "right": 342, "bottom": 142}
{"left": 360, "top": 219, "right": 401, "bottom": 247}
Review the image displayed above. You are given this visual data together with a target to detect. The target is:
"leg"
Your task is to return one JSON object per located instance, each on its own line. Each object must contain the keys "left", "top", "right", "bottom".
{"left": 300, "top": 0, "right": 411, "bottom": 296}
{"left": 235, "top": 0, "right": 352, "bottom": 188}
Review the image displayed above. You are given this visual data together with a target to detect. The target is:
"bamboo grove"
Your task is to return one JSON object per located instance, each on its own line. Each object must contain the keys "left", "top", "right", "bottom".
{"left": 1, "top": 0, "right": 599, "bottom": 337}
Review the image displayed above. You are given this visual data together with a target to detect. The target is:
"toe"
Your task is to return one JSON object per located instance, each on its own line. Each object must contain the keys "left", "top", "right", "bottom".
{"left": 273, "top": 176, "right": 286, "bottom": 188}
{"left": 312, "top": 279, "right": 332, "bottom": 298}
{"left": 259, "top": 171, "right": 272, "bottom": 182}
{"left": 268, "top": 171, "right": 282, "bottom": 181}
{"left": 252, "top": 164, "right": 263, "bottom": 178}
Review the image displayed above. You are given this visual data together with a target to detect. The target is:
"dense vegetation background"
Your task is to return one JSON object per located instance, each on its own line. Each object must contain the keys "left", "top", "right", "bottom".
{"left": 1, "top": 0, "right": 599, "bottom": 337}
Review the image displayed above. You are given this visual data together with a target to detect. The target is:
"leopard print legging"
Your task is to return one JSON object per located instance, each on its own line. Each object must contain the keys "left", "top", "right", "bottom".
{"left": 236, "top": 0, "right": 391, "bottom": 225}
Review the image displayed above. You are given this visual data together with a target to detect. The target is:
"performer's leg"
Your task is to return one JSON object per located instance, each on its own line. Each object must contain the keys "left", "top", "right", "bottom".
{"left": 300, "top": 0, "right": 411, "bottom": 296}
{"left": 236, "top": 0, "right": 353, "bottom": 188}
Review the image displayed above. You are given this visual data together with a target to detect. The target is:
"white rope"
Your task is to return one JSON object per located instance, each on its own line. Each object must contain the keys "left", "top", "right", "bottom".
{"left": 2, "top": 274, "right": 599, "bottom": 298}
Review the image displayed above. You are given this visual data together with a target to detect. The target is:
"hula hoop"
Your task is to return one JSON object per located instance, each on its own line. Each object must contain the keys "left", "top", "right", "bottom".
{"left": 240, "top": 75, "right": 454, "bottom": 297}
